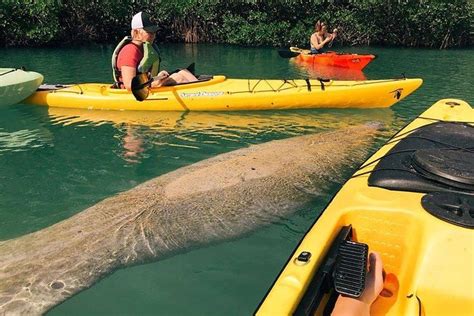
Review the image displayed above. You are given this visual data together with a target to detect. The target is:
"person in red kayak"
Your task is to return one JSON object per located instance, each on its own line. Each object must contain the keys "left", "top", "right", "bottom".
{"left": 112, "top": 11, "right": 197, "bottom": 90}
{"left": 310, "top": 21, "right": 338, "bottom": 54}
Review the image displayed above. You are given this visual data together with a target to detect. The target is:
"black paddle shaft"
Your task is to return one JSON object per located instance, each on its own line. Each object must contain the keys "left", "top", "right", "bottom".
{"left": 278, "top": 49, "right": 300, "bottom": 58}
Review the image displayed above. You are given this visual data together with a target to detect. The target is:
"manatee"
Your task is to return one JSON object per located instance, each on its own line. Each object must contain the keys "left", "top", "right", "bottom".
{"left": 0, "top": 124, "right": 378, "bottom": 315}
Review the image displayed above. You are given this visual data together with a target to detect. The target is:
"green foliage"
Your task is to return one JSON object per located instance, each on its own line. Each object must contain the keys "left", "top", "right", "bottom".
{"left": 0, "top": 1, "right": 61, "bottom": 46}
{"left": 0, "top": 0, "right": 471, "bottom": 48}
{"left": 215, "top": 11, "right": 292, "bottom": 46}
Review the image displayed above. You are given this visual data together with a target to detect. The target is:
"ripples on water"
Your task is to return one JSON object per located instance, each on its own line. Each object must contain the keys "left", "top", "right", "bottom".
{"left": 0, "top": 44, "right": 472, "bottom": 315}
{"left": 0, "top": 129, "right": 45, "bottom": 152}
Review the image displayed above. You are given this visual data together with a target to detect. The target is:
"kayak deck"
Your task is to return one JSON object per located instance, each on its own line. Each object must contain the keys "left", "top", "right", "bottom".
{"left": 256, "top": 99, "right": 473, "bottom": 315}
{"left": 24, "top": 76, "right": 422, "bottom": 111}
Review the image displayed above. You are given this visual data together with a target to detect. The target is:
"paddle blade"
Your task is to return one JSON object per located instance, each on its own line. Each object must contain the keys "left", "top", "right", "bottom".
{"left": 131, "top": 73, "right": 151, "bottom": 102}
{"left": 278, "top": 49, "right": 300, "bottom": 58}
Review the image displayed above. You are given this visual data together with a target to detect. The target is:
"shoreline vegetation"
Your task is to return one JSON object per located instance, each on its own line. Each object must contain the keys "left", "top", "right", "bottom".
{"left": 1, "top": 0, "right": 472, "bottom": 49}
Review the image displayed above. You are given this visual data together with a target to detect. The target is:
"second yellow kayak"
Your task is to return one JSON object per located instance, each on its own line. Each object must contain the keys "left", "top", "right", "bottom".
{"left": 257, "top": 99, "right": 473, "bottom": 315}
{"left": 24, "top": 76, "right": 422, "bottom": 111}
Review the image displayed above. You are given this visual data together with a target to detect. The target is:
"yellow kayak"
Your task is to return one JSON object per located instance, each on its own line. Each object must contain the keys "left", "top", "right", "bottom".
{"left": 256, "top": 99, "right": 473, "bottom": 315}
{"left": 24, "top": 76, "right": 422, "bottom": 111}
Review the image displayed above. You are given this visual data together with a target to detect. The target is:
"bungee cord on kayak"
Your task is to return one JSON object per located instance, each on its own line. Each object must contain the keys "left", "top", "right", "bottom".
{"left": 352, "top": 124, "right": 474, "bottom": 180}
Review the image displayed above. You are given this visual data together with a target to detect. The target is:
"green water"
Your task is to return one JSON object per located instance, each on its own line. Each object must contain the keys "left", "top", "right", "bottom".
{"left": 0, "top": 44, "right": 472, "bottom": 315}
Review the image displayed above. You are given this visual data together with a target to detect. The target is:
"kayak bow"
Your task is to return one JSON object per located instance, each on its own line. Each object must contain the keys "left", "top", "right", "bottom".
{"left": 256, "top": 99, "right": 474, "bottom": 316}
{"left": 0, "top": 68, "right": 43, "bottom": 106}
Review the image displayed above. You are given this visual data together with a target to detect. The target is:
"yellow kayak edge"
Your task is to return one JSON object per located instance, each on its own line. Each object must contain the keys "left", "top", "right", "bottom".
{"left": 256, "top": 99, "right": 473, "bottom": 316}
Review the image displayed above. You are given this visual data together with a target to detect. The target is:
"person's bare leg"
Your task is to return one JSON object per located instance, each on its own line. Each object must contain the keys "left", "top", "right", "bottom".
{"left": 169, "top": 69, "right": 197, "bottom": 83}
{"left": 154, "top": 69, "right": 198, "bottom": 87}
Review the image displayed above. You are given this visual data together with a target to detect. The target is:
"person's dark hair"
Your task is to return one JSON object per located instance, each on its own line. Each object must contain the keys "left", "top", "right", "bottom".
{"left": 315, "top": 20, "right": 322, "bottom": 32}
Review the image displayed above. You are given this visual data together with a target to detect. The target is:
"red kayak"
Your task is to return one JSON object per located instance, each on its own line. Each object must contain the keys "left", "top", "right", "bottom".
{"left": 280, "top": 47, "right": 376, "bottom": 71}
{"left": 291, "top": 59, "right": 367, "bottom": 80}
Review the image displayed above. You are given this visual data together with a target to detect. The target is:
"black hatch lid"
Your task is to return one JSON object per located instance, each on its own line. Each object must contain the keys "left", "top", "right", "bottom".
{"left": 368, "top": 121, "right": 474, "bottom": 228}
{"left": 368, "top": 122, "right": 474, "bottom": 195}
{"left": 421, "top": 192, "right": 474, "bottom": 228}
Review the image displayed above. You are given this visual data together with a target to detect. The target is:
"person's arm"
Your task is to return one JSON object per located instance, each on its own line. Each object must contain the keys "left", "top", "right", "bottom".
{"left": 310, "top": 33, "right": 319, "bottom": 49}
{"left": 326, "top": 28, "right": 338, "bottom": 42}
{"left": 331, "top": 252, "right": 384, "bottom": 316}
{"left": 121, "top": 66, "right": 137, "bottom": 91}
{"left": 117, "top": 44, "right": 142, "bottom": 91}
{"left": 313, "top": 34, "right": 332, "bottom": 50}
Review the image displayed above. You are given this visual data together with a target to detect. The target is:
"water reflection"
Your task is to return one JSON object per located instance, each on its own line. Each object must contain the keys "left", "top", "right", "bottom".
{"left": 0, "top": 129, "right": 46, "bottom": 153}
{"left": 289, "top": 59, "right": 367, "bottom": 80}
{"left": 47, "top": 107, "right": 396, "bottom": 164}
{"left": 0, "top": 106, "right": 52, "bottom": 154}
{"left": 0, "top": 44, "right": 472, "bottom": 316}
{"left": 121, "top": 127, "right": 145, "bottom": 163}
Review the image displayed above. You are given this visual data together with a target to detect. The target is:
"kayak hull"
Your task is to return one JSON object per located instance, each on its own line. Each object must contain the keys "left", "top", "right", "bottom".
{"left": 291, "top": 59, "right": 367, "bottom": 81}
{"left": 297, "top": 52, "right": 376, "bottom": 70}
{"left": 0, "top": 68, "right": 44, "bottom": 106}
{"left": 24, "top": 76, "right": 422, "bottom": 111}
{"left": 290, "top": 47, "right": 376, "bottom": 70}
{"left": 256, "top": 99, "right": 474, "bottom": 315}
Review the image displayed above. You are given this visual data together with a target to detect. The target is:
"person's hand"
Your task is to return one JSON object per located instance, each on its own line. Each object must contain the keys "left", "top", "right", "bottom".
{"left": 152, "top": 70, "right": 170, "bottom": 87}
{"left": 155, "top": 70, "right": 169, "bottom": 81}
{"left": 331, "top": 252, "right": 384, "bottom": 316}
{"left": 333, "top": 28, "right": 339, "bottom": 33}
{"left": 360, "top": 252, "right": 385, "bottom": 305}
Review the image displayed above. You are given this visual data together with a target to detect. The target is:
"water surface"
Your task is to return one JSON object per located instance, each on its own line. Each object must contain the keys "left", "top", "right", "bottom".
{"left": 0, "top": 44, "right": 472, "bottom": 315}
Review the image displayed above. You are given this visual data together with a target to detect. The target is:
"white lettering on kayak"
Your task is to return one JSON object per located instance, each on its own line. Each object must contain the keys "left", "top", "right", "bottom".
{"left": 180, "top": 91, "right": 225, "bottom": 98}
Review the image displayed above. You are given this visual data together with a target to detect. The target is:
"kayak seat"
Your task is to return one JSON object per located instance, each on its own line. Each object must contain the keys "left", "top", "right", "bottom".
{"left": 168, "top": 75, "right": 214, "bottom": 87}
{"left": 109, "top": 75, "right": 214, "bottom": 90}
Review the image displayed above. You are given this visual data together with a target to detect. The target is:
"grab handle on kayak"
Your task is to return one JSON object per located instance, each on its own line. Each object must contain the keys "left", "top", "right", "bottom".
{"left": 334, "top": 240, "right": 368, "bottom": 298}
{"left": 294, "top": 225, "right": 368, "bottom": 316}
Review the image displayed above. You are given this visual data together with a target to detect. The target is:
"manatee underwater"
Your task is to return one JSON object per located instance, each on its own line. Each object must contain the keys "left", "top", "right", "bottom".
{"left": 0, "top": 124, "right": 379, "bottom": 314}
